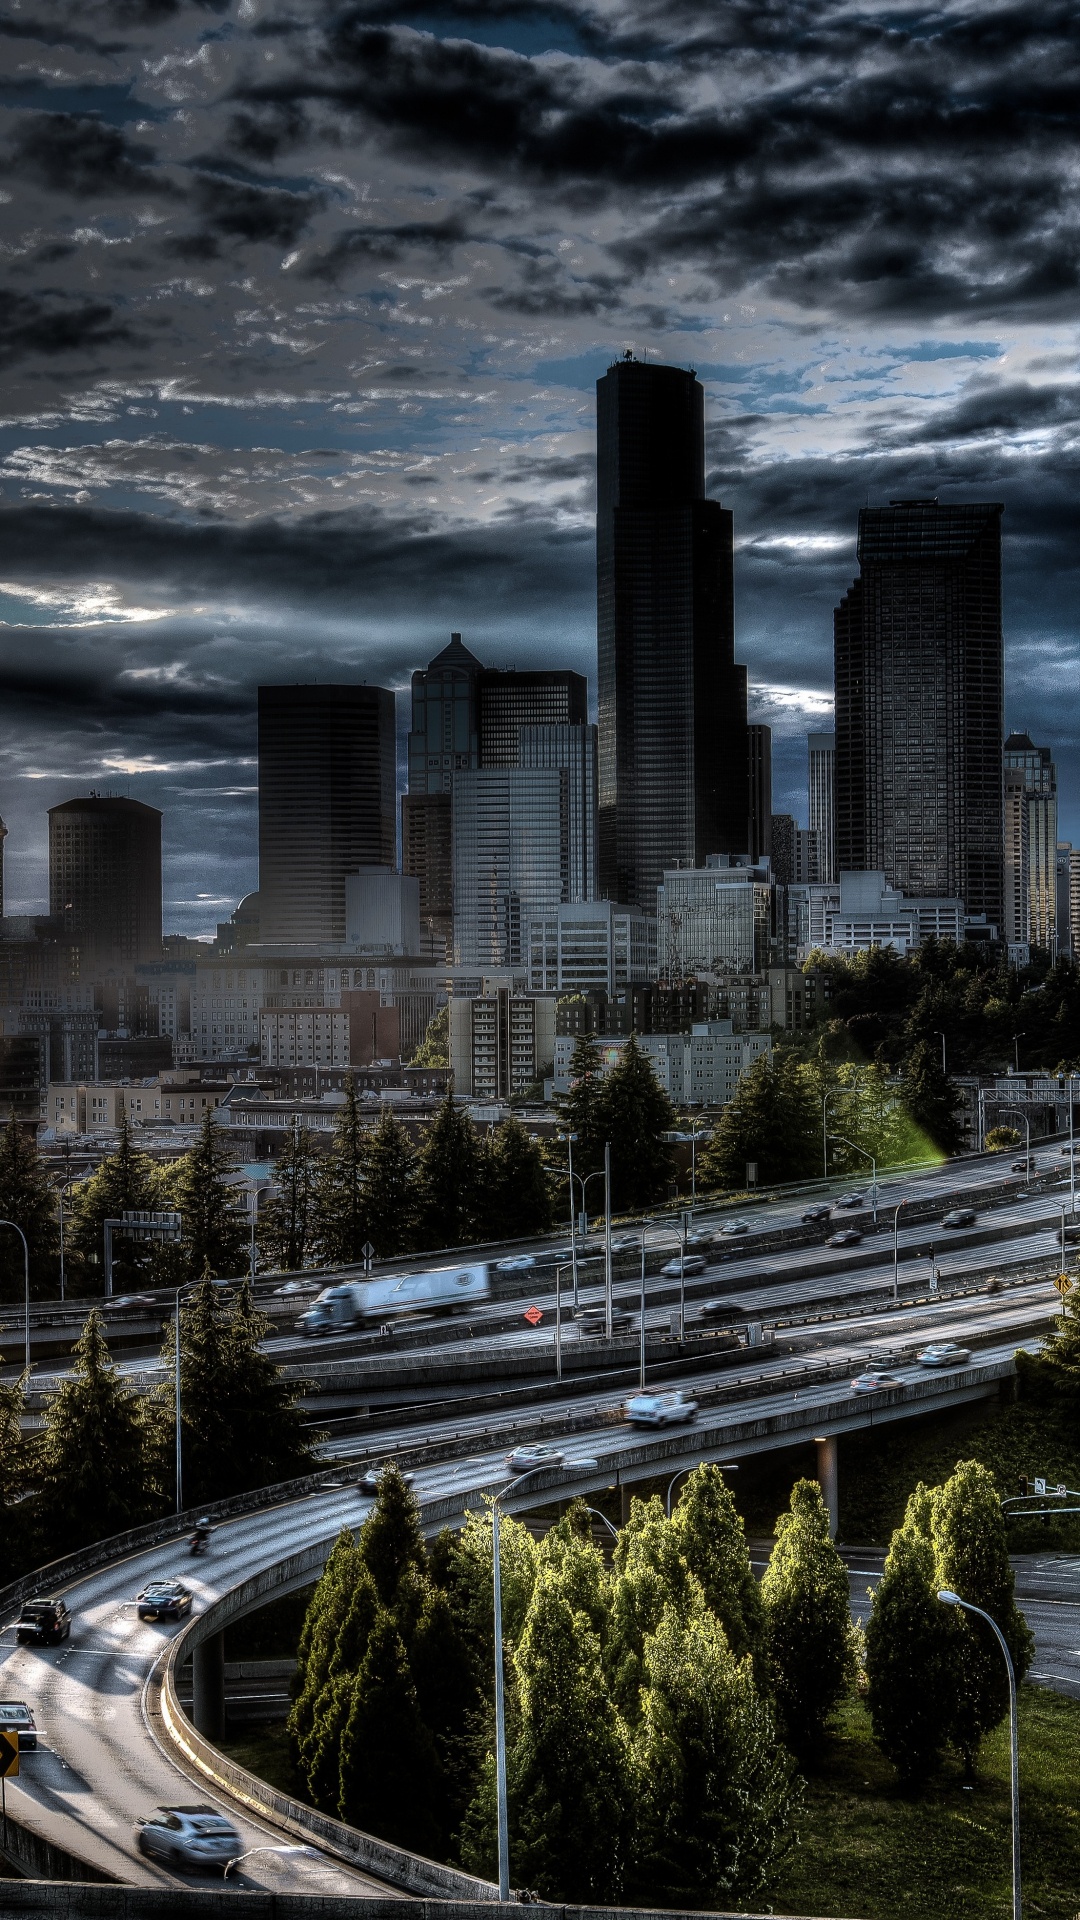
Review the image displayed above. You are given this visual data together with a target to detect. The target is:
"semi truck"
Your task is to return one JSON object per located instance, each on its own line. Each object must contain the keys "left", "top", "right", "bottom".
{"left": 297, "top": 1262, "right": 490, "bottom": 1335}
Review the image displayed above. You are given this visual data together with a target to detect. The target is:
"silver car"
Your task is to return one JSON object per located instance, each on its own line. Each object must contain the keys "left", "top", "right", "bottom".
{"left": 918, "top": 1343, "right": 972, "bottom": 1368}
{"left": 136, "top": 1805, "right": 242, "bottom": 1872}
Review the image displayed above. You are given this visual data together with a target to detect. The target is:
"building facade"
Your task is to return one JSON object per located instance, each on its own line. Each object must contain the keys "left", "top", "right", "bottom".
{"left": 748, "top": 724, "right": 772, "bottom": 862}
{"left": 808, "top": 731, "right": 838, "bottom": 883}
{"left": 449, "top": 984, "right": 557, "bottom": 1100}
{"left": 596, "top": 355, "right": 750, "bottom": 908}
{"left": 452, "top": 767, "right": 568, "bottom": 969}
{"left": 834, "top": 500, "right": 1005, "bottom": 929}
{"left": 344, "top": 868, "right": 421, "bottom": 956}
{"left": 527, "top": 899, "right": 656, "bottom": 995}
{"left": 49, "top": 795, "right": 162, "bottom": 971}
{"left": 1003, "top": 731, "right": 1057, "bottom": 951}
{"left": 477, "top": 670, "right": 587, "bottom": 767}
{"left": 519, "top": 723, "right": 598, "bottom": 903}
{"left": 551, "top": 1022, "right": 770, "bottom": 1108}
{"left": 258, "top": 683, "right": 396, "bottom": 945}
{"left": 656, "top": 857, "right": 775, "bottom": 978}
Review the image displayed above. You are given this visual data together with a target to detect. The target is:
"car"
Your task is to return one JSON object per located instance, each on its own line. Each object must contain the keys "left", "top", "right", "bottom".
{"left": 827, "top": 1228, "right": 863, "bottom": 1247}
{"left": 0, "top": 1703, "right": 37, "bottom": 1750}
{"left": 505, "top": 1444, "right": 565, "bottom": 1472}
{"left": 16, "top": 1596, "right": 70, "bottom": 1646}
{"left": 135, "top": 1805, "right": 242, "bottom": 1872}
{"left": 851, "top": 1369, "right": 902, "bottom": 1394}
{"left": 273, "top": 1278, "right": 319, "bottom": 1295}
{"left": 358, "top": 1464, "right": 416, "bottom": 1492}
{"left": 1011, "top": 1160, "right": 1033, "bottom": 1173}
{"left": 625, "top": 1390, "right": 698, "bottom": 1427}
{"left": 692, "top": 1299, "right": 731, "bottom": 1321}
{"left": 660, "top": 1253, "right": 707, "bottom": 1277}
{"left": 802, "top": 1203, "right": 832, "bottom": 1222}
{"left": 836, "top": 1192, "right": 865, "bottom": 1210}
{"left": 575, "top": 1306, "right": 634, "bottom": 1336}
{"left": 111, "top": 1293, "right": 157, "bottom": 1308}
{"left": 684, "top": 1230, "right": 714, "bottom": 1250}
{"left": 917, "top": 1343, "right": 972, "bottom": 1368}
{"left": 1060, "top": 1145, "right": 1079, "bottom": 1156}
{"left": 136, "top": 1580, "right": 194, "bottom": 1622}
{"left": 721, "top": 1219, "right": 749, "bottom": 1236}
{"left": 495, "top": 1254, "right": 536, "bottom": 1272}
{"left": 608, "top": 1234, "right": 639, "bottom": 1252}
{"left": 941, "top": 1208, "right": 977, "bottom": 1228}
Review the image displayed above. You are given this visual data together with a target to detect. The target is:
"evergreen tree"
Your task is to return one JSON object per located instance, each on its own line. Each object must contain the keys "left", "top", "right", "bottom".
{"left": 865, "top": 1517, "right": 956, "bottom": 1786}
{"left": 595, "top": 1035, "right": 676, "bottom": 1213}
{"left": 482, "top": 1118, "right": 553, "bottom": 1241}
{"left": 414, "top": 1093, "right": 481, "bottom": 1249}
{"left": 1016, "top": 1285, "right": 1080, "bottom": 1406}
{"left": 901, "top": 1038, "right": 964, "bottom": 1156}
{"left": 411, "top": 1003, "right": 449, "bottom": 1067}
{"left": 358, "top": 1461, "right": 428, "bottom": 1607}
{"left": 170, "top": 1109, "right": 248, "bottom": 1280}
{"left": 0, "top": 1361, "right": 28, "bottom": 1569}
{"left": 0, "top": 1122, "right": 58, "bottom": 1304}
{"left": 633, "top": 1598, "right": 801, "bottom": 1909}
{"left": 507, "top": 1572, "right": 632, "bottom": 1902}
{"left": 258, "top": 1125, "right": 318, "bottom": 1272}
{"left": 701, "top": 1051, "right": 820, "bottom": 1189}
{"left": 549, "top": 1033, "right": 607, "bottom": 1183}
{"left": 761, "top": 1479, "right": 857, "bottom": 1757}
{"left": 34, "top": 1311, "right": 160, "bottom": 1557}
{"left": 312, "top": 1078, "right": 370, "bottom": 1266}
{"left": 66, "top": 1114, "right": 166, "bottom": 1292}
{"left": 304, "top": 1566, "right": 381, "bottom": 1813}
{"left": 410, "top": 1575, "right": 488, "bottom": 1839}
{"left": 219, "top": 1280, "right": 315, "bottom": 1494}
{"left": 535, "top": 1504, "right": 610, "bottom": 1640}
{"left": 930, "top": 1459, "right": 1033, "bottom": 1772}
{"left": 338, "top": 1609, "right": 444, "bottom": 1854}
{"left": 670, "top": 1463, "right": 766, "bottom": 1677}
{"left": 289, "top": 1528, "right": 368, "bottom": 1777}
{"left": 361, "top": 1108, "right": 416, "bottom": 1258}
{"left": 606, "top": 1495, "right": 695, "bottom": 1720}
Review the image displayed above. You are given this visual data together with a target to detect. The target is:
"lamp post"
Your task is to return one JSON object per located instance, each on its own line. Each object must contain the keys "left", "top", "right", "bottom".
{"left": 937, "top": 1590, "right": 1020, "bottom": 1920}
{"left": 999, "top": 1105, "right": 1030, "bottom": 1174}
{"left": 604, "top": 1140, "right": 613, "bottom": 1337}
{"left": 892, "top": 1199, "right": 906, "bottom": 1304}
{"left": 829, "top": 1134, "right": 878, "bottom": 1225}
{"left": 0, "top": 1219, "right": 31, "bottom": 1373}
{"left": 666, "top": 1462, "right": 738, "bottom": 1517}
{"left": 224, "top": 1846, "right": 312, "bottom": 1880}
{"left": 582, "top": 1504, "right": 619, "bottom": 1541}
{"left": 935, "top": 1031, "right": 947, "bottom": 1075}
{"left": 1014, "top": 1032, "right": 1026, "bottom": 1075}
{"left": 561, "top": 1131, "right": 579, "bottom": 1309}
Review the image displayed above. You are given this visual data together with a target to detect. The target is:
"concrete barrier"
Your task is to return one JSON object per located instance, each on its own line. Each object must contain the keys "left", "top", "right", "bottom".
{"left": 0, "top": 1890, "right": 848, "bottom": 1920}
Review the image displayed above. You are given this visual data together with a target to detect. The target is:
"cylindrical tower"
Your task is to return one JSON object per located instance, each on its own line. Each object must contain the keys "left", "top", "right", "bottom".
{"left": 48, "top": 794, "right": 162, "bottom": 971}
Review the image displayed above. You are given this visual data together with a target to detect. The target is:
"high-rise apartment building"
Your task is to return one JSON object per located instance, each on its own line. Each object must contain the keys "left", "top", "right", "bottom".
{"left": 596, "top": 355, "right": 749, "bottom": 909}
{"left": 748, "top": 724, "right": 772, "bottom": 861}
{"left": 49, "top": 795, "right": 162, "bottom": 971}
{"left": 258, "top": 684, "right": 395, "bottom": 946}
{"left": 834, "top": 500, "right": 1004, "bottom": 929}
{"left": 519, "top": 723, "right": 598, "bottom": 902}
{"left": 1003, "top": 766, "right": 1029, "bottom": 949}
{"left": 477, "top": 669, "right": 587, "bottom": 767}
{"left": 452, "top": 767, "right": 568, "bottom": 968}
{"left": 1003, "top": 731, "right": 1057, "bottom": 950}
{"left": 808, "top": 731, "right": 838, "bottom": 883}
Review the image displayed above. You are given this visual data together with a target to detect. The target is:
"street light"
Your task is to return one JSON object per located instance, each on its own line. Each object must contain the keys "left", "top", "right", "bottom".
{"left": 582, "top": 1504, "right": 619, "bottom": 1541}
{"left": 558, "top": 1131, "right": 579, "bottom": 1308}
{"left": 892, "top": 1199, "right": 906, "bottom": 1304}
{"left": 666, "top": 1463, "right": 738, "bottom": 1517}
{"left": 999, "top": 1105, "right": 1030, "bottom": 1174}
{"left": 1014, "top": 1032, "right": 1026, "bottom": 1075}
{"left": 937, "top": 1590, "right": 1020, "bottom": 1920}
{"left": 829, "top": 1134, "right": 878, "bottom": 1224}
{"left": 0, "top": 1219, "right": 31, "bottom": 1373}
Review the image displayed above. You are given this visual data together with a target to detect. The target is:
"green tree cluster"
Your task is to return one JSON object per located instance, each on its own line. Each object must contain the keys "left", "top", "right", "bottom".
{"left": 760, "top": 1479, "right": 858, "bottom": 1757}
{"left": 64, "top": 1114, "right": 168, "bottom": 1293}
{"left": 548, "top": 1033, "right": 676, "bottom": 1216}
{"left": 865, "top": 1460, "right": 1034, "bottom": 1784}
{"left": 700, "top": 1051, "right": 820, "bottom": 1189}
{"left": 0, "top": 1122, "right": 59, "bottom": 1304}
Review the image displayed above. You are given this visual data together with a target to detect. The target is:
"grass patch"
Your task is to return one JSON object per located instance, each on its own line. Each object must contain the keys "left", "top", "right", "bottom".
{"left": 772, "top": 1687, "right": 1080, "bottom": 1919}
{"left": 217, "top": 1719, "right": 300, "bottom": 1800}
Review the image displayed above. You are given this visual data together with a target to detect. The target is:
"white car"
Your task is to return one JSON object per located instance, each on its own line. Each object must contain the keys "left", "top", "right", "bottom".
{"left": 721, "top": 1219, "right": 749, "bottom": 1236}
{"left": 625, "top": 1390, "right": 697, "bottom": 1427}
{"left": 917, "top": 1343, "right": 972, "bottom": 1368}
{"left": 661, "top": 1253, "right": 707, "bottom": 1277}
{"left": 609, "top": 1234, "right": 639, "bottom": 1252}
{"left": 851, "top": 1369, "right": 902, "bottom": 1393}
{"left": 496, "top": 1254, "right": 536, "bottom": 1272}
{"left": 273, "top": 1278, "right": 320, "bottom": 1295}
{"left": 505, "top": 1444, "right": 565, "bottom": 1472}
{"left": 136, "top": 1806, "right": 242, "bottom": 1872}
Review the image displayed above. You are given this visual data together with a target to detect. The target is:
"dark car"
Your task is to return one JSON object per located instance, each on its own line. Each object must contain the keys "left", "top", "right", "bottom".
{"left": 836, "top": 1192, "right": 865, "bottom": 1210}
{"left": 136, "top": 1580, "right": 194, "bottom": 1622}
{"left": 16, "top": 1597, "right": 70, "bottom": 1646}
{"left": 0, "top": 1702, "right": 38, "bottom": 1750}
{"left": 802, "top": 1203, "right": 832, "bottom": 1222}
{"left": 941, "top": 1208, "right": 977, "bottom": 1229}
{"left": 827, "top": 1228, "right": 863, "bottom": 1247}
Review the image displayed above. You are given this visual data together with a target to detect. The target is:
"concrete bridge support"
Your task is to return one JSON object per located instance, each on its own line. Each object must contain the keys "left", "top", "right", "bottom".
{"left": 815, "top": 1433, "right": 839, "bottom": 1538}
{"left": 191, "top": 1629, "right": 225, "bottom": 1740}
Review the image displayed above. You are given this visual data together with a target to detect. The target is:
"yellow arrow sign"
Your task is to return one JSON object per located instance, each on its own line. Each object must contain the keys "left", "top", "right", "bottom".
{"left": 1055, "top": 1274, "right": 1073, "bottom": 1297}
{"left": 0, "top": 1729, "right": 20, "bottom": 1778}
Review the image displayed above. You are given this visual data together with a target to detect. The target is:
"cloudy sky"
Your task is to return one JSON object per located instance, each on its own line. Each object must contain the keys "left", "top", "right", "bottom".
{"left": 2, "top": 0, "right": 1079, "bottom": 931}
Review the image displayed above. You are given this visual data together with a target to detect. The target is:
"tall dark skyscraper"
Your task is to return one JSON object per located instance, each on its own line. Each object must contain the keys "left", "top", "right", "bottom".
{"left": 476, "top": 669, "right": 587, "bottom": 767}
{"left": 49, "top": 794, "right": 162, "bottom": 970}
{"left": 747, "top": 723, "right": 772, "bottom": 861}
{"left": 596, "top": 354, "right": 749, "bottom": 909}
{"left": 258, "top": 684, "right": 395, "bottom": 945}
{"left": 834, "top": 500, "right": 1005, "bottom": 928}
{"left": 404, "top": 632, "right": 481, "bottom": 957}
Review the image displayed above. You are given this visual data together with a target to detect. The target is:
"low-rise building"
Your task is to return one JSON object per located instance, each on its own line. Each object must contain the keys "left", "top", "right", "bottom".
{"left": 47, "top": 1071, "right": 227, "bottom": 1135}
{"left": 450, "top": 982, "right": 557, "bottom": 1100}
{"left": 551, "top": 1021, "right": 771, "bottom": 1108}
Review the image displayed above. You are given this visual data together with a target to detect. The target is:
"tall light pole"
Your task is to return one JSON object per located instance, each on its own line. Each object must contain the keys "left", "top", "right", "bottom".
{"left": 1013, "top": 1031, "right": 1026, "bottom": 1075}
{"left": 935, "top": 1031, "right": 947, "bottom": 1075}
{"left": 892, "top": 1199, "right": 906, "bottom": 1304}
{"left": 0, "top": 1219, "right": 31, "bottom": 1373}
{"left": 937, "top": 1590, "right": 1020, "bottom": 1920}
{"left": 829, "top": 1134, "right": 878, "bottom": 1225}
{"left": 604, "top": 1140, "right": 613, "bottom": 1338}
{"left": 999, "top": 1104, "right": 1030, "bottom": 1174}
{"left": 562, "top": 1131, "right": 579, "bottom": 1309}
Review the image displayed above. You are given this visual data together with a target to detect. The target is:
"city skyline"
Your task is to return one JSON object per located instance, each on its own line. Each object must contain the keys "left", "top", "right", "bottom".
{"left": 0, "top": 2, "right": 1079, "bottom": 929}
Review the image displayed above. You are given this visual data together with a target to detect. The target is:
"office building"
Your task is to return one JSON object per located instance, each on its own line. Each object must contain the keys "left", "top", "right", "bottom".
{"left": 770, "top": 815, "right": 821, "bottom": 885}
{"left": 835, "top": 500, "right": 1004, "bottom": 928}
{"left": 452, "top": 767, "right": 568, "bottom": 969}
{"left": 597, "top": 355, "right": 750, "bottom": 909}
{"left": 344, "top": 867, "right": 421, "bottom": 956}
{"left": 527, "top": 899, "right": 656, "bottom": 996}
{"left": 808, "top": 731, "right": 838, "bottom": 883}
{"left": 260, "top": 1005, "right": 350, "bottom": 1068}
{"left": 407, "top": 632, "right": 482, "bottom": 795}
{"left": 1003, "top": 767, "right": 1029, "bottom": 952}
{"left": 401, "top": 794, "right": 453, "bottom": 960}
{"left": 748, "top": 724, "right": 772, "bottom": 861}
{"left": 258, "top": 684, "right": 395, "bottom": 947}
{"left": 519, "top": 723, "right": 598, "bottom": 903}
{"left": 1003, "top": 732, "right": 1057, "bottom": 951}
{"left": 1056, "top": 844, "right": 1074, "bottom": 958}
{"left": 49, "top": 795, "right": 162, "bottom": 971}
{"left": 551, "top": 1022, "right": 770, "bottom": 1108}
{"left": 791, "top": 870, "right": 974, "bottom": 955}
{"left": 477, "top": 669, "right": 587, "bottom": 767}
{"left": 656, "top": 856, "right": 776, "bottom": 978}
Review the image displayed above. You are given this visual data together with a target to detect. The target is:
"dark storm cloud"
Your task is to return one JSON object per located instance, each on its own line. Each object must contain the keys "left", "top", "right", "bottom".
{"left": 0, "top": 289, "right": 137, "bottom": 367}
{"left": 8, "top": 112, "right": 166, "bottom": 195}
{"left": 304, "top": 214, "right": 469, "bottom": 279}
{"left": 190, "top": 169, "right": 323, "bottom": 246}
{"left": 899, "top": 381, "right": 1080, "bottom": 443}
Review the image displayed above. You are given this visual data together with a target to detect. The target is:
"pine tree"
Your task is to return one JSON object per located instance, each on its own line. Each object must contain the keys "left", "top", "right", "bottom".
{"left": 156, "top": 1275, "right": 234, "bottom": 1508}
{"left": 258, "top": 1124, "right": 317, "bottom": 1272}
{"left": 535, "top": 1504, "right": 610, "bottom": 1640}
{"left": 361, "top": 1108, "right": 416, "bottom": 1258}
{"left": 304, "top": 1566, "right": 381, "bottom": 1813}
{"left": 595, "top": 1035, "right": 676, "bottom": 1213}
{"left": 0, "top": 1361, "right": 28, "bottom": 1568}
{"left": 414, "top": 1093, "right": 481, "bottom": 1249}
{"left": 761, "top": 1479, "right": 857, "bottom": 1757}
{"left": 901, "top": 1038, "right": 963, "bottom": 1156}
{"left": 549, "top": 1033, "right": 607, "bottom": 1182}
{"left": 338, "top": 1610, "right": 443, "bottom": 1854}
{"left": 358, "top": 1461, "right": 428, "bottom": 1607}
{"left": 670, "top": 1463, "right": 766, "bottom": 1676}
{"left": 289, "top": 1528, "right": 368, "bottom": 1779}
{"left": 633, "top": 1597, "right": 801, "bottom": 1909}
{"left": 701, "top": 1051, "right": 820, "bottom": 1189}
{"left": 65, "top": 1114, "right": 166, "bottom": 1293}
{"left": 865, "top": 1517, "right": 956, "bottom": 1786}
{"left": 411, "top": 1004, "right": 449, "bottom": 1067}
{"left": 1017, "top": 1285, "right": 1080, "bottom": 1405}
{"left": 34, "top": 1311, "right": 160, "bottom": 1557}
{"left": 930, "top": 1459, "right": 1033, "bottom": 1772}
{"left": 606, "top": 1494, "right": 695, "bottom": 1720}
{"left": 483, "top": 1118, "right": 553, "bottom": 1241}
{"left": 312, "top": 1078, "right": 370, "bottom": 1266}
{"left": 170, "top": 1109, "right": 248, "bottom": 1280}
{"left": 219, "top": 1281, "right": 315, "bottom": 1495}
{"left": 0, "top": 1122, "right": 58, "bottom": 1304}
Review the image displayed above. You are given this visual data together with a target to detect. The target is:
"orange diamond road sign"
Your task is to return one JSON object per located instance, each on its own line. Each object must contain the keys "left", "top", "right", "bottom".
{"left": 0, "top": 1730, "right": 19, "bottom": 1777}
{"left": 523, "top": 1305, "right": 543, "bottom": 1326}
{"left": 1055, "top": 1275, "right": 1073, "bottom": 1296}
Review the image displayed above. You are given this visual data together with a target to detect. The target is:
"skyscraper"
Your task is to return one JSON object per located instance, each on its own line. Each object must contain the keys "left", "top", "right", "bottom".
{"left": 49, "top": 794, "right": 162, "bottom": 970}
{"left": 477, "top": 669, "right": 587, "bottom": 767}
{"left": 834, "top": 500, "right": 1004, "bottom": 928}
{"left": 258, "top": 684, "right": 395, "bottom": 945}
{"left": 403, "top": 632, "right": 482, "bottom": 958}
{"left": 808, "top": 731, "right": 838, "bottom": 883}
{"left": 748, "top": 724, "right": 772, "bottom": 861}
{"left": 1003, "top": 731, "right": 1058, "bottom": 950}
{"left": 519, "top": 722, "right": 598, "bottom": 902}
{"left": 596, "top": 355, "right": 749, "bottom": 909}
{"left": 452, "top": 767, "right": 568, "bottom": 968}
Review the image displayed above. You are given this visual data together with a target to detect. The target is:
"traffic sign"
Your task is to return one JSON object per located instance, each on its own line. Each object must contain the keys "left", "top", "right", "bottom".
{"left": 1055, "top": 1274, "right": 1073, "bottom": 1296}
{"left": 523, "top": 1305, "right": 543, "bottom": 1326}
{"left": 0, "top": 1730, "right": 19, "bottom": 1777}
{"left": 1035, "top": 1478, "right": 1047, "bottom": 1496}
{"left": 362, "top": 1240, "right": 375, "bottom": 1275}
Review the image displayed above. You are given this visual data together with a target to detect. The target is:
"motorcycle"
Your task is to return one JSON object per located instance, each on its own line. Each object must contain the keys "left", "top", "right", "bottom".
{"left": 188, "top": 1520, "right": 214, "bottom": 1556}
